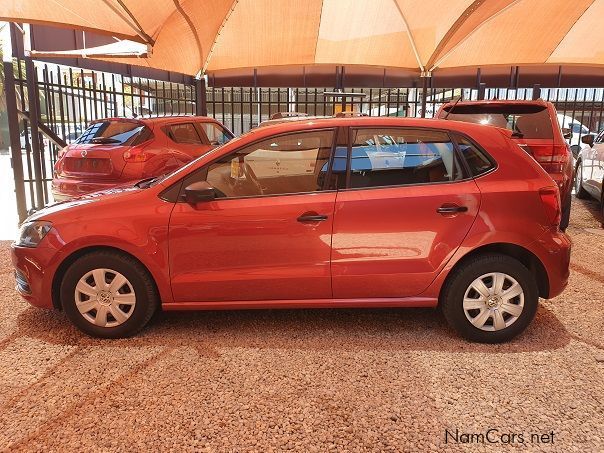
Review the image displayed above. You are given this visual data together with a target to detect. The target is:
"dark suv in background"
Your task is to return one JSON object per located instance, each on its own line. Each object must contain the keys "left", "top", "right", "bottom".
{"left": 437, "top": 100, "right": 573, "bottom": 230}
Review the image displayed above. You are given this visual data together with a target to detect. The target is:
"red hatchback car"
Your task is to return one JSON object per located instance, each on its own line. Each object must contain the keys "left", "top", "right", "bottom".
{"left": 52, "top": 116, "right": 233, "bottom": 201}
{"left": 436, "top": 100, "right": 574, "bottom": 230}
{"left": 13, "top": 117, "right": 570, "bottom": 343}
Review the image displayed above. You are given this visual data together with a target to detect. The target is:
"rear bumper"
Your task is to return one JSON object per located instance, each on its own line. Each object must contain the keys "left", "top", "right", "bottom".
{"left": 52, "top": 177, "right": 130, "bottom": 201}
{"left": 532, "top": 229, "right": 571, "bottom": 299}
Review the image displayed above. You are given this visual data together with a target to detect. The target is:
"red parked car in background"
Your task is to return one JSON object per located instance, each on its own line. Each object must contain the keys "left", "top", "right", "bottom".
{"left": 436, "top": 100, "right": 573, "bottom": 230}
{"left": 13, "top": 117, "right": 570, "bottom": 343}
{"left": 52, "top": 116, "right": 233, "bottom": 201}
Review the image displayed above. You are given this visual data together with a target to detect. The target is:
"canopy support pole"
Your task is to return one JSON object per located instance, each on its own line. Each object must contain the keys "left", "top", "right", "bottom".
{"left": 4, "top": 23, "right": 28, "bottom": 222}
{"left": 23, "top": 25, "right": 46, "bottom": 209}
{"left": 420, "top": 71, "right": 431, "bottom": 118}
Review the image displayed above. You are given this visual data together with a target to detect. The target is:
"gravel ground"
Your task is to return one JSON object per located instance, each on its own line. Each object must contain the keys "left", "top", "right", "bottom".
{"left": 0, "top": 199, "right": 602, "bottom": 452}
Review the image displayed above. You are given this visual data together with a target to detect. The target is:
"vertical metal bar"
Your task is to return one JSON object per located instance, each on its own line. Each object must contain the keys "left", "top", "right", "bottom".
{"left": 420, "top": 76, "right": 428, "bottom": 118}
{"left": 239, "top": 87, "right": 244, "bottom": 133}
{"left": 24, "top": 57, "right": 46, "bottom": 209}
{"left": 195, "top": 78, "right": 208, "bottom": 116}
{"left": 92, "top": 72, "right": 99, "bottom": 119}
{"left": 221, "top": 87, "right": 225, "bottom": 125}
{"left": 56, "top": 66, "right": 67, "bottom": 141}
{"left": 249, "top": 87, "right": 253, "bottom": 130}
{"left": 80, "top": 70, "right": 88, "bottom": 125}
{"left": 4, "top": 53, "right": 28, "bottom": 221}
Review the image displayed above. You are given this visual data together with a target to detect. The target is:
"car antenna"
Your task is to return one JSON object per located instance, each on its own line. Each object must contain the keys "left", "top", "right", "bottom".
{"left": 443, "top": 96, "right": 462, "bottom": 120}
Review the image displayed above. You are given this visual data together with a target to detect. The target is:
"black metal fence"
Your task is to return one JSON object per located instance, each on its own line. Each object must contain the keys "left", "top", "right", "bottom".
{"left": 8, "top": 57, "right": 604, "bottom": 221}
{"left": 206, "top": 86, "right": 604, "bottom": 153}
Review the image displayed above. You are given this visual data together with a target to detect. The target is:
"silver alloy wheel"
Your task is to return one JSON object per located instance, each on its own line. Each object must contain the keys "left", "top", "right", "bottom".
{"left": 462, "top": 272, "right": 524, "bottom": 332}
{"left": 575, "top": 163, "right": 583, "bottom": 192}
{"left": 74, "top": 268, "right": 136, "bottom": 328}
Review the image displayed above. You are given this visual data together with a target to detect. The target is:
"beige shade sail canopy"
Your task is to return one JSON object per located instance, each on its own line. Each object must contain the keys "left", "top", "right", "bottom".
{"left": 2, "top": 0, "right": 603, "bottom": 76}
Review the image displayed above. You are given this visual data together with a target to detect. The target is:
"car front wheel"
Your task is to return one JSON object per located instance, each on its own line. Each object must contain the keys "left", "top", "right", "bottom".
{"left": 60, "top": 250, "right": 158, "bottom": 338}
{"left": 440, "top": 254, "right": 539, "bottom": 343}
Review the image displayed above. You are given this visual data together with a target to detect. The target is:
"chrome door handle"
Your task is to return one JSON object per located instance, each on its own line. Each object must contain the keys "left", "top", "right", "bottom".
{"left": 297, "top": 213, "right": 328, "bottom": 222}
{"left": 437, "top": 205, "right": 468, "bottom": 215}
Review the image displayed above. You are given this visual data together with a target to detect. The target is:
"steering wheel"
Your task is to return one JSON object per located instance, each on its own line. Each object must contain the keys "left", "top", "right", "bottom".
{"left": 242, "top": 162, "right": 265, "bottom": 195}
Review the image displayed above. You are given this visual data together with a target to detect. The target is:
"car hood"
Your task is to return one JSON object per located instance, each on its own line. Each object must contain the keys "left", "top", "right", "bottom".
{"left": 25, "top": 184, "right": 141, "bottom": 223}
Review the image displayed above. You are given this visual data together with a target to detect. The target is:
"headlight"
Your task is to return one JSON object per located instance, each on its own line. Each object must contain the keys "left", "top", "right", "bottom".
{"left": 15, "top": 221, "right": 52, "bottom": 248}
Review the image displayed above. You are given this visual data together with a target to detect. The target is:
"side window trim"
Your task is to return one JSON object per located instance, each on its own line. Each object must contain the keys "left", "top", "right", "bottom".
{"left": 450, "top": 132, "right": 497, "bottom": 177}
{"left": 175, "top": 127, "right": 338, "bottom": 202}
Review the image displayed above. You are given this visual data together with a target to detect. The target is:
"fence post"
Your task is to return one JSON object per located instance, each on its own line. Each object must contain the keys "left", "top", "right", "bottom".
{"left": 3, "top": 24, "right": 28, "bottom": 222}
{"left": 195, "top": 77, "right": 208, "bottom": 116}
{"left": 477, "top": 82, "right": 486, "bottom": 100}
{"left": 532, "top": 84, "right": 541, "bottom": 100}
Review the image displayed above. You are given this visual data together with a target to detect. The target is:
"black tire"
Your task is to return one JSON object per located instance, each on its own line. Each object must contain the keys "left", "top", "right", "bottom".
{"left": 60, "top": 250, "right": 159, "bottom": 338}
{"left": 440, "top": 254, "right": 539, "bottom": 343}
{"left": 559, "top": 187, "right": 572, "bottom": 231}
{"left": 574, "top": 161, "right": 590, "bottom": 199}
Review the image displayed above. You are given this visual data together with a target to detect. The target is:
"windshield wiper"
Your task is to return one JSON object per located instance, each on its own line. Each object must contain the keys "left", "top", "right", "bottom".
{"left": 511, "top": 131, "right": 524, "bottom": 138}
{"left": 89, "top": 137, "right": 121, "bottom": 144}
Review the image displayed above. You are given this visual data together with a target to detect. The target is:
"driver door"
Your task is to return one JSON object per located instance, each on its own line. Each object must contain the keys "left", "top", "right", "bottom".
{"left": 168, "top": 129, "right": 337, "bottom": 302}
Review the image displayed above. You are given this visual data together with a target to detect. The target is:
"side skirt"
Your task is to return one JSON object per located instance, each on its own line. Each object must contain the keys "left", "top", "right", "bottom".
{"left": 162, "top": 297, "right": 438, "bottom": 311}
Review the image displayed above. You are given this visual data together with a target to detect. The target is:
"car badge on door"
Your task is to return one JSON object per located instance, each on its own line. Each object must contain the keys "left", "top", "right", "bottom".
{"left": 81, "top": 150, "right": 88, "bottom": 158}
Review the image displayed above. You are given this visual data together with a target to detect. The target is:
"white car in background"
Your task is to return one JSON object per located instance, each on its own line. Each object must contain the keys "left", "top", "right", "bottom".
{"left": 557, "top": 114, "right": 596, "bottom": 158}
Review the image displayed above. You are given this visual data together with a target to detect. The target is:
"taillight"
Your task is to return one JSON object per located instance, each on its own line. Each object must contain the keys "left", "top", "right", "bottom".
{"left": 53, "top": 158, "right": 64, "bottom": 176}
{"left": 539, "top": 186, "right": 561, "bottom": 227}
{"left": 123, "top": 146, "right": 151, "bottom": 163}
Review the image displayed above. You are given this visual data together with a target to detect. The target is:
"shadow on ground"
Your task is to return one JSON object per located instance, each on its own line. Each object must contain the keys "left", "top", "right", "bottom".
{"left": 10, "top": 302, "right": 571, "bottom": 356}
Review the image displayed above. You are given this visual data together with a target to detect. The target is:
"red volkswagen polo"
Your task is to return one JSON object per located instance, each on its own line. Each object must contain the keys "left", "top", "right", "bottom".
{"left": 13, "top": 117, "right": 570, "bottom": 343}
{"left": 51, "top": 116, "right": 233, "bottom": 201}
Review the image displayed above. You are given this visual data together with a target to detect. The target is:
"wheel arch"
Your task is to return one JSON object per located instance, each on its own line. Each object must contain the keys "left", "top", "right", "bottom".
{"left": 439, "top": 242, "right": 550, "bottom": 303}
{"left": 51, "top": 245, "right": 160, "bottom": 310}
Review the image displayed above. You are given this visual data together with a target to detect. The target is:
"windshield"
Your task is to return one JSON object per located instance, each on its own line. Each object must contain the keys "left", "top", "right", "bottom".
{"left": 76, "top": 121, "right": 150, "bottom": 145}
{"left": 443, "top": 104, "right": 553, "bottom": 139}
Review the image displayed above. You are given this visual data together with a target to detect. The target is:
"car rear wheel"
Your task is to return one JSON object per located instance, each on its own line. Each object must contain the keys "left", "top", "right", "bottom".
{"left": 60, "top": 250, "right": 158, "bottom": 338}
{"left": 440, "top": 254, "right": 539, "bottom": 343}
{"left": 575, "top": 161, "right": 590, "bottom": 199}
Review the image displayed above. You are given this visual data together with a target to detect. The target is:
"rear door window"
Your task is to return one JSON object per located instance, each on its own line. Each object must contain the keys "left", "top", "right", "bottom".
{"left": 347, "top": 128, "right": 463, "bottom": 189}
{"left": 76, "top": 121, "right": 149, "bottom": 145}
{"left": 167, "top": 123, "right": 204, "bottom": 144}
{"left": 443, "top": 104, "right": 553, "bottom": 139}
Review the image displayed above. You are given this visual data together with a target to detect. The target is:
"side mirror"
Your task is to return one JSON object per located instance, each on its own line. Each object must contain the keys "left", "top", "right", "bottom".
{"left": 581, "top": 134, "right": 594, "bottom": 147}
{"left": 562, "top": 127, "right": 572, "bottom": 140}
{"left": 183, "top": 181, "right": 216, "bottom": 204}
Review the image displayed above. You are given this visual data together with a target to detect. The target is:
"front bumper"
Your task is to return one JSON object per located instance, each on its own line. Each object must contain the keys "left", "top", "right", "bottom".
{"left": 11, "top": 243, "right": 58, "bottom": 309}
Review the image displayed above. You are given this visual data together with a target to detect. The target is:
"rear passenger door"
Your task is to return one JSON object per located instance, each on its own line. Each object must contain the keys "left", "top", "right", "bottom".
{"left": 331, "top": 128, "right": 483, "bottom": 298}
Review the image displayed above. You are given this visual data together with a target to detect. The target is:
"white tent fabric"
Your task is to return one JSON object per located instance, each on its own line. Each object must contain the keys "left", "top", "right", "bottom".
{"left": 1, "top": 0, "right": 602, "bottom": 76}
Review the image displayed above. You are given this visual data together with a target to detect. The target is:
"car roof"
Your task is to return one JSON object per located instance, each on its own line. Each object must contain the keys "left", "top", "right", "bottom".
{"left": 441, "top": 99, "right": 551, "bottom": 108}
{"left": 90, "top": 115, "right": 220, "bottom": 126}
{"left": 243, "top": 116, "right": 511, "bottom": 138}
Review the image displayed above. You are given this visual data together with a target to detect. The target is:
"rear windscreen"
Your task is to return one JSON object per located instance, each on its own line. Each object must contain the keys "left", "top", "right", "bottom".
{"left": 443, "top": 104, "right": 553, "bottom": 139}
{"left": 75, "top": 121, "right": 151, "bottom": 145}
